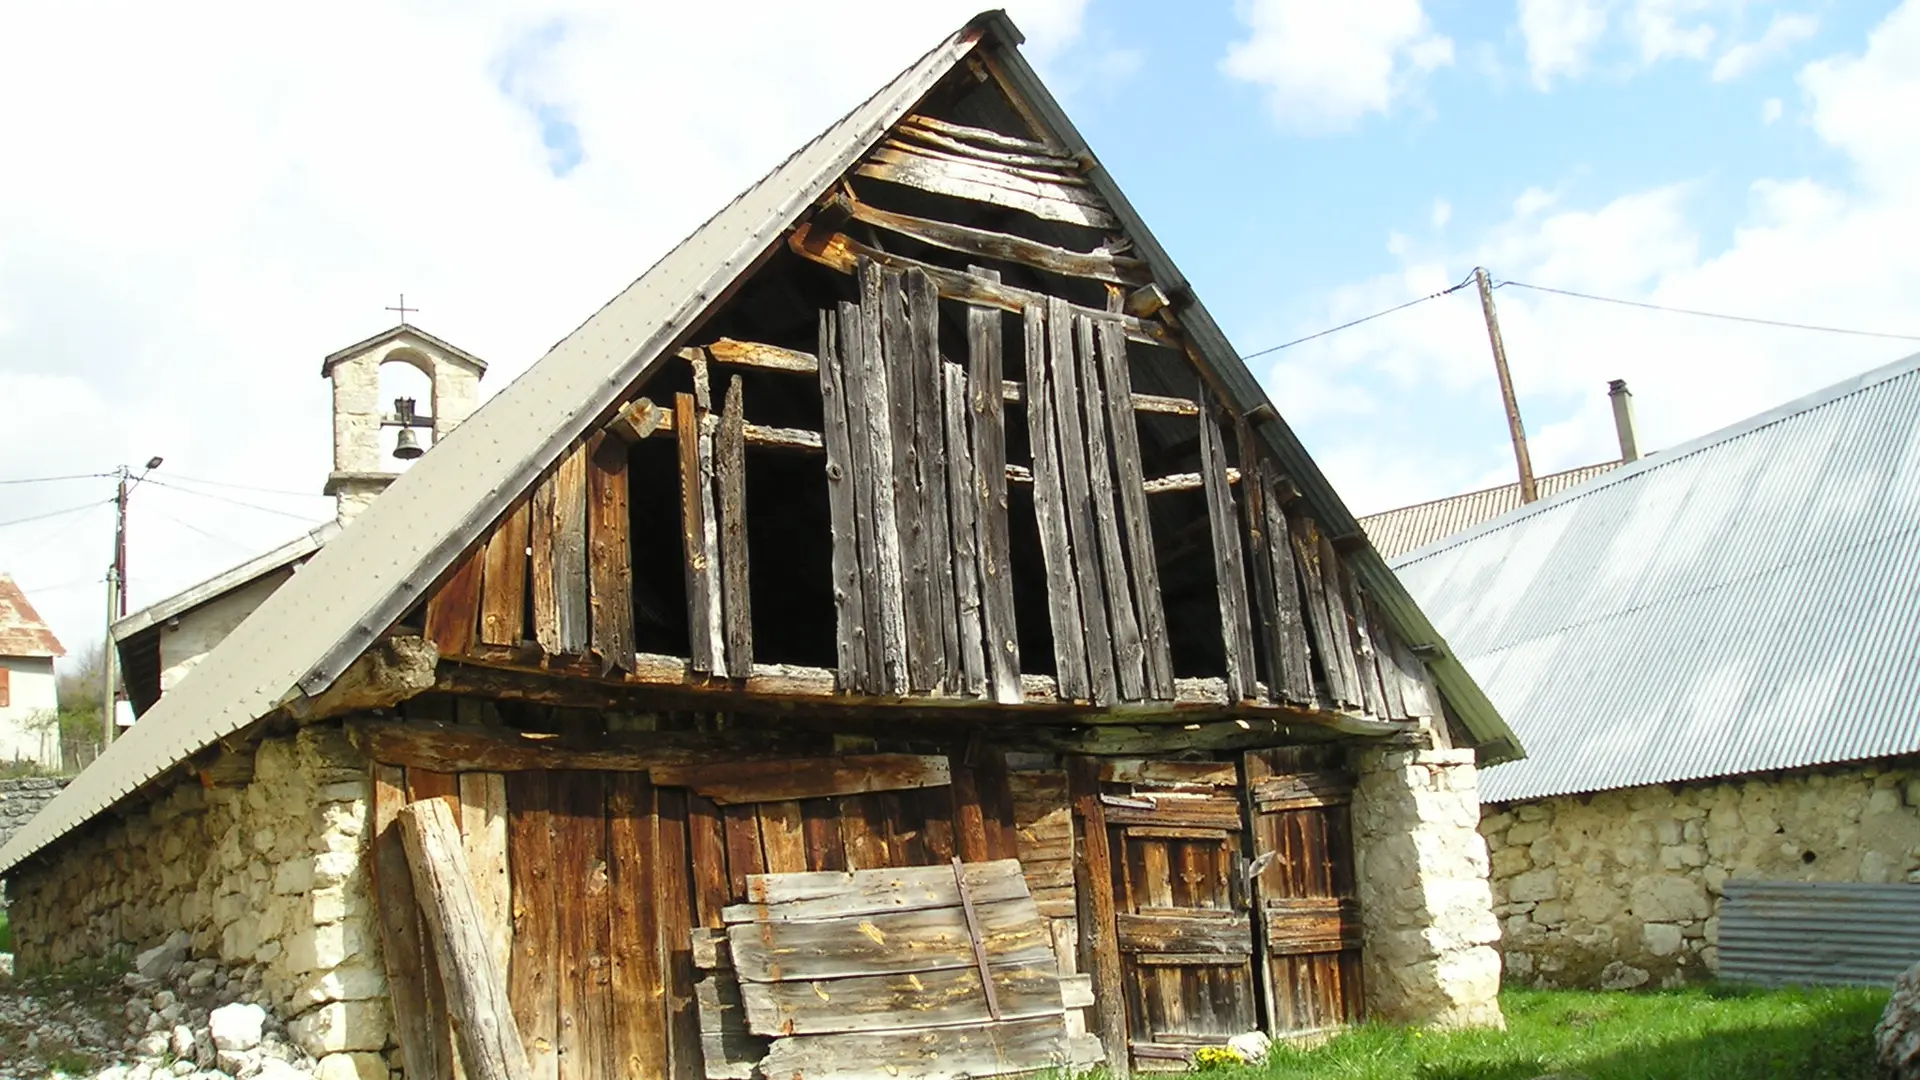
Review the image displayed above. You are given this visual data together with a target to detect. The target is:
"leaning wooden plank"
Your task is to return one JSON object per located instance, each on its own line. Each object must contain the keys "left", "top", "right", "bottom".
{"left": 656, "top": 790, "right": 703, "bottom": 1080}
{"left": 1096, "top": 320, "right": 1173, "bottom": 699}
{"left": 704, "top": 337, "right": 817, "bottom": 374}
{"left": 607, "top": 773, "right": 667, "bottom": 1080}
{"left": 1199, "top": 390, "right": 1257, "bottom": 702}
{"left": 1066, "top": 757, "right": 1129, "bottom": 1080}
{"left": 425, "top": 548, "right": 484, "bottom": 659}
{"left": 726, "top": 896, "right": 1054, "bottom": 982}
{"left": 761, "top": 1014, "right": 1072, "bottom": 1080}
{"left": 910, "top": 268, "right": 961, "bottom": 693}
{"left": 857, "top": 260, "right": 909, "bottom": 692}
{"left": 1237, "top": 420, "right": 1283, "bottom": 708}
{"left": 396, "top": 798, "right": 534, "bottom": 1080}
{"left": 722, "top": 860, "right": 1031, "bottom": 924}
{"left": 837, "top": 300, "right": 887, "bottom": 685}
{"left": 881, "top": 267, "right": 937, "bottom": 694}
{"left": 1364, "top": 594, "right": 1407, "bottom": 720}
{"left": 1076, "top": 312, "right": 1145, "bottom": 700}
{"left": 741, "top": 962, "right": 1068, "bottom": 1036}
{"left": 1345, "top": 569, "right": 1387, "bottom": 717}
{"left": 894, "top": 119, "right": 1077, "bottom": 169}
{"left": 459, "top": 772, "right": 513, "bottom": 986}
{"left": 1025, "top": 303, "right": 1090, "bottom": 701}
{"left": 1113, "top": 912, "right": 1254, "bottom": 955}
{"left": 1289, "top": 515, "right": 1351, "bottom": 707}
{"left": 1263, "top": 489, "right": 1316, "bottom": 706}
{"left": 817, "top": 309, "right": 869, "bottom": 693}
{"left": 373, "top": 766, "right": 449, "bottom": 1080}
{"left": 717, "top": 377, "right": 752, "bottom": 675}
{"left": 858, "top": 146, "right": 1117, "bottom": 229}
{"left": 1315, "top": 525, "right": 1363, "bottom": 708}
{"left": 903, "top": 114, "right": 1072, "bottom": 158}
{"left": 505, "top": 773, "right": 558, "bottom": 1080}
{"left": 1049, "top": 299, "right": 1117, "bottom": 704}
{"left": 676, "top": 393, "right": 721, "bottom": 676}
{"left": 880, "top": 137, "right": 1090, "bottom": 187}
{"left": 943, "top": 361, "right": 988, "bottom": 698}
{"left": 586, "top": 433, "right": 635, "bottom": 672}
{"left": 479, "top": 499, "right": 530, "bottom": 647}
{"left": 839, "top": 193, "right": 1146, "bottom": 286}
{"left": 967, "top": 273, "right": 1022, "bottom": 705}
{"left": 553, "top": 773, "right": 615, "bottom": 1080}
{"left": 650, "top": 754, "right": 952, "bottom": 806}
{"left": 551, "top": 443, "right": 591, "bottom": 656}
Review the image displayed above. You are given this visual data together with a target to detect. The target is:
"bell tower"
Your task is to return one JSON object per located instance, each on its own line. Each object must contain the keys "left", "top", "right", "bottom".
{"left": 320, "top": 323, "right": 487, "bottom": 523}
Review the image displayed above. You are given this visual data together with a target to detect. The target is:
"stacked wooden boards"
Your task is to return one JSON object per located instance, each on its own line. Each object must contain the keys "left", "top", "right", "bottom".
{"left": 694, "top": 860, "right": 1101, "bottom": 1080}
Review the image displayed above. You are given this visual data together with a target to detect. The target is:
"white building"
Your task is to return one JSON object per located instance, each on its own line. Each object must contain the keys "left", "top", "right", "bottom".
{"left": 0, "top": 575, "right": 66, "bottom": 767}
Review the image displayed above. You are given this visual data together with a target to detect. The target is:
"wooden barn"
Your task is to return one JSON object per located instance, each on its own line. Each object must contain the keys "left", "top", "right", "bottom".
{"left": 0, "top": 12, "right": 1517, "bottom": 1080}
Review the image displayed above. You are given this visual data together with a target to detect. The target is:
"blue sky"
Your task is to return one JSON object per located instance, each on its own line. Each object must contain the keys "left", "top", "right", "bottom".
{"left": 2, "top": 0, "right": 1917, "bottom": 656}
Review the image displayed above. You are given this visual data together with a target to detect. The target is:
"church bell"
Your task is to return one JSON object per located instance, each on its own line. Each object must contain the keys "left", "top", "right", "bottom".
{"left": 393, "top": 426, "right": 424, "bottom": 460}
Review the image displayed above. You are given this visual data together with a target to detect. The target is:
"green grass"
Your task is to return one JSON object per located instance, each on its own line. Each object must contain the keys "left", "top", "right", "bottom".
{"left": 1240, "top": 986, "right": 1886, "bottom": 1080}
{"left": 0, "top": 907, "right": 10, "bottom": 953}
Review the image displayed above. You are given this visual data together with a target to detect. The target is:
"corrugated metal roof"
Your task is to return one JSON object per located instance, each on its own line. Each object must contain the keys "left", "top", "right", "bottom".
{"left": 0, "top": 575, "right": 65, "bottom": 659}
{"left": 1394, "top": 352, "right": 1920, "bottom": 803}
{"left": 110, "top": 522, "right": 338, "bottom": 642}
{"left": 1358, "top": 462, "right": 1623, "bottom": 560}
{"left": 1719, "top": 881, "right": 1920, "bottom": 987}
{"left": 0, "top": 10, "right": 1518, "bottom": 876}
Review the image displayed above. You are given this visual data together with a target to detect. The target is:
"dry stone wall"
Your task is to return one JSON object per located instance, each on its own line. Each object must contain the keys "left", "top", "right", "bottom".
{"left": 0, "top": 776, "right": 67, "bottom": 852}
{"left": 6, "top": 724, "right": 390, "bottom": 1080}
{"left": 1482, "top": 759, "right": 1920, "bottom": 989}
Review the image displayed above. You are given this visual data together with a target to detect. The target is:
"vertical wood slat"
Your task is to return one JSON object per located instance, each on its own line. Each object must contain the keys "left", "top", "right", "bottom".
{"left": 607, "top": 773, "right": 667, "bottom": 1080}
{"left": 972, "top": 746, "right": 1021, "bottom": 863}
{"left": 1237, "top": 418, "right": 1282, "bottom": 706}
{"left": 1067, "top": 756, "right": 1130, "bottom": 1080}
{"left": 655, "top": 789, "right": 702, "bottom": 1080}
{"left": 506, "top": 772, "right": 560, "bottom": 1080}
{"left": 817, "top": 309, "right": 869, "bottom": 693}
{"left": 1198, "top": 388, "right": 1256, "bottom": 702}
{"left": 1238, "top": 752, "right": 1282, "bottom": 1040}
{"left": 587, "top": 435, "right": 635, "bottom": 672}
{"left": 838, "top": 300, "right": 886, "bottom": 685}
{"left": 686, "top": 795, "right": 730, "bottom": 929}
{"left": 676, "top": 393, "right": 723, "bottom": 676}
{"left": 1048, "top": 298, "right": 1118, "bottom": 705}
{"left": 881, "top": 267, "right": 936, "bottom": 694}
{"left": 479, "top": 499, "right": 531, "bottom": 647}
{"left": 949, "top": 765, "right": 992, "bottom": 864}
{"left": 1315, "top": 527, "right": 1362, "bottom": 708}
{"left": 1096, "top": 319, "right": 1174, "bottom": 700}
{"left": 459, "top": 773, "right": 513, "bottom": 985}
{"left": 1344, "top": 567, "right": 1386, "bottom": 717}
{"left": 1288, "top": 516, "right": 1350, "bottom": 707}
{"left": 531, "top": 474, "right": 561, "bottom": 656}
{"left": 717, "top": 376, "right": 752, "bottom": 675}
{"left": 425, "top": 549, "right": 484, "bottom": 659}
{"left": 552, "top": 445, "right": 592, "bottom": 656}
{"left": 721, "top": 803, "right": 767, "bottom": 900}
{"left": 554, "top": 772, "right": 613, "bottom": 1080}
{"left": 910, "top": 268, "right": 961, "bottom": 694}
{"left": 373, "top": 765, "right": 449, "bottom": 1080}
{"left": 801, "top": 798, "right": 847, "bottom": 872}
{"left": 1262, "top": 486, "right": 1316, "bottom": 705}
{"left": 943, "top": 361, "right": 988, "bottom": 698}
{"left": 1026, "top": 302, "right": 1090, "bottom": 701}
{"left": 1075, "top": 312, "right": 1145, "bottom": 701}
{"left": 1364, "top": 597, "right": 1407, "bottom": 720}
{"left": 967, "top": 271, "right": 1022, "bottom": 705}
{"left": 758, "top": 799, "right": 809, "bottom": 874}
{"left": 858, "top": 260, "right": 909, "bottom": 692}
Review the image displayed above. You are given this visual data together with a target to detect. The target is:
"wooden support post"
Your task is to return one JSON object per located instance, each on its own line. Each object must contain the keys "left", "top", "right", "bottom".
{"left": 373, "top": 766, "right": 449, "bottom": 1080}
{"left": 396, "top": 797, "right": 534, "bottom": 1080}
{"left": 1066, "top": 757, "right": 1129, "bottom": 1079}
{"left": 717, "top": 376, "right": 752, "bottom": 674}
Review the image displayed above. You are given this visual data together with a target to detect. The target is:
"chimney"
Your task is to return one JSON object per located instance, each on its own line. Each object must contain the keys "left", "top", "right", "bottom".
{"left": 1609, "top": 379, "right": 1640, "bottom": 463}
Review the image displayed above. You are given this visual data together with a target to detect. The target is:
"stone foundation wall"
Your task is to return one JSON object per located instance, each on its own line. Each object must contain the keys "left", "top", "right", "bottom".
{"left": 1351, "top": 747, "right": 1505, "bottom": 1028}
{"left": 1482, "top": 760, "right": 1920, "bottom": 989}
{"left": 6, "top": 724, "right": 390, "bottom": 1079}
{"left": 1, "top": 775, "right": 68, "bottom": 851}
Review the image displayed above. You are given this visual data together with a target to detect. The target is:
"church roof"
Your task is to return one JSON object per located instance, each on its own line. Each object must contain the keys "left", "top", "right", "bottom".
{"left": 0, "top": 11, "right": 1514, "bottom": 877}
{"left": 0, "top": 575, "right": 65, "bottom": 659}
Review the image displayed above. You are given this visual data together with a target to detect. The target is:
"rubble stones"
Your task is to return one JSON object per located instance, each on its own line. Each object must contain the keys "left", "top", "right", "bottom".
{"left": 1877, "top": 959, "right": 1920, "bottom": 1080}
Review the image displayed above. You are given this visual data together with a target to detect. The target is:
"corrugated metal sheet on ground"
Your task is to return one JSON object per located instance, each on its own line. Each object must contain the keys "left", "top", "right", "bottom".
{"left": 1719, "top": 881, "right": 1920, "bottom": 987}
{"left": 1358, "top": 462, "right": 1622, "bottom": 560}
{"left": 1393, "top": 353, "right": 1920, "bottom": 803}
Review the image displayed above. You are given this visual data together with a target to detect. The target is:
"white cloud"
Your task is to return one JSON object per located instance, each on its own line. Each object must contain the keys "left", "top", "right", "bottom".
{"left": 1221, "top": 0, "right": 1454, "bottom": 133}
{"left": 1433, "top": 198, "right": 1454, "bottom": 228}
{"left": 1714, "top": 13, "right": 1819, "bottom": 81}
{"left": 1262, "top": 0, "right": 1920, "bottom": 516}
{"left": 1628, "top": 0, "right": 1719, "bottom": 64}
{"left": 1520, "top": 0, "right": 1611, "bottom": 87}
{"left": 1761, "top": 96, "right": 1785, "bottom": 123}
{"left": 0, "top": 0, "right": 1092, "bottom": 659}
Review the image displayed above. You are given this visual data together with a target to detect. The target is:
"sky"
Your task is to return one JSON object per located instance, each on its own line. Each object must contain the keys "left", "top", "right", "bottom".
{"left": 2, "top": 0, "right": 1917, "bottom": 666}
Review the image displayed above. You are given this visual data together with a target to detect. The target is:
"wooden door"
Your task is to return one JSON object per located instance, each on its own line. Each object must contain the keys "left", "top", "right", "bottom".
{"left": 1244, "top": 748, "right": 1364, "bottom": 1035}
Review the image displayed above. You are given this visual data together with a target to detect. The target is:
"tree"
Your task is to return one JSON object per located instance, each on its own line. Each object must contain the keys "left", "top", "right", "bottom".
{"left": 49, "top": 640, "right": 107, "bottom": 771}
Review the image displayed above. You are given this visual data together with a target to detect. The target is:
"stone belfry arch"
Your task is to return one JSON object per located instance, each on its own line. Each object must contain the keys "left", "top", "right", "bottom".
{"left": 321, "top": 324, "right": 487, "bottom": 523}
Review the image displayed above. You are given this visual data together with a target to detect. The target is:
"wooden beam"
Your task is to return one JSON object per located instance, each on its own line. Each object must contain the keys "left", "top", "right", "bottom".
{"left": 834, "top": 193, "right": 1147, "bottom": 286}
{"left": 881, "top": 136, "right": 1090, "bottom": 187}
{"left": 606, "top": 774, "right": 667, "bottom": 1080}
{"left": 857, "top": 146, "right": 1118, "bottom": 229}
{"left": 699, "top": 338, "right": 816, "bottom": 374}
{"left": 1262, "top": 482, "right": 1316, "bottom": 706}
{"left": 655, "top": 790, "right": 701, "bottom": 1080}
{"left": 1290, "top": 515, "right": 1355, "bottom": 708}
{"left": 505, "top": 772, "right": 559, "bottom": 1080}
{"left": 717, "top": 376, "right": 752, "bottom": 675}
{"left": 587, "top": 434, "right": 635, "bottom": 672}
{"left": 397, "top": 798, "right": 534, "bottom": 1080}
{"left": 817, "top": 308, "right": 868, "bottom": 693}
{"left": 356, "top": 719, "right": 818, "bottom": 775}
{"left": 605, "top": 397, "right": 669, "bottom": 444}
{"left": 530, "top": 469, "right": 561, "bottom": 656}
{"left": 649, "top": 754, "right": 952, "bottom": 805}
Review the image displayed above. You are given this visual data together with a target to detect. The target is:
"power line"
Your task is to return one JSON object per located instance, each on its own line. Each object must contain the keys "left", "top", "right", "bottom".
{"left": 10, "top": 501, "right": 110, "bottom": 560}
{"left": 0, "top": 499, "right": 113, "bottom": 530}
{"left": 144, "top": 479, "right": 330, "bottom": 525}
{"left": 163, "top": 473, "right": 332, "bottom": 500}
{"left": 1241, "top": 272, "right": 1477, "bottom": 362}
{"left": 1496, "top": 279, "right": 1920, "bottom": 342}
{"left": 148, "top": 506, "right": 256, "bottom": 553}
{"left": 0, "top": 471, "right": 114, "bottom": 486}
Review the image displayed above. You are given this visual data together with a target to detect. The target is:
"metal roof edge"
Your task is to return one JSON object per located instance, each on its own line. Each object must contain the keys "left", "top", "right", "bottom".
{"left": 981, "top": 39, "right": 1523, "bottom": 762}
{"left": 111, "top": 522, "right": 339, "bottom": 642}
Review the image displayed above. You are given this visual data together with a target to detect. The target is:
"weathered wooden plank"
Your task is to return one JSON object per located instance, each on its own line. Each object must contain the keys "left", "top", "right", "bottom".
{"left": 1263, "top": 490, "right": 1316, "bottom": 705}
{"left": 1075, "top": 312, "right": 1145, "bottom": 700}
{"left": 677, "top": 393, "right": 720, "bottom": 676}
{"left": 1099, "top": 797, "right": 1243, "bottom": 830}
{"left": 1198, "top": 390, "right": 1256, "bottom": 702}
{"left": 949, "top": 766, "right": 992, "bottom": 864}
{"left": 396, "top": 797, "right": 534, "bottom": 1080}
{"left": 1250, "top": 771, "right": 1353, "bottom": 811}
{"left": 606, "top": 397, "right": 670, "bottom": 444}
{"left": 553, "top": 772, "right": 613, "bottom": 1080}
{"left": 550, "top": 444, "right": 590, "bottom": 656}
{"left": 880, "top": 137, "right": 1081, "bottom": 186}
{"left": 757, "top": 799, "right": 809, "bottom": 875}
{"left": 656, "top": 789, "right": 702, "bottom": 1080}
{"left": 726, "top": 896, "right": 1054, "bottom": 982}
{"left": 425, "top": 548, "right": 484, "bottom": 659}
{"left": 1263, "top": 899, "right": 1363, "bottom": 955}
{"left": 857, "top": 261, "right": 909, "bottom": 692}
{"left": 721, "top": 803, "right": 766, "bottom": 903}
{"left": 586, "top": 434, "right": 635, "bottom": 672}
{"left": 800, "top": 798, "right": 847, "bottom": 873}
{"left": 1237, "top": 420, "right": 1283, "bottom": 707}
{"left": 1098, "top": 760, "right": 1239, "bottom": 788}
{"left": 723, "top": 860, "right": 1030, "bottom": 924}
{"left": 966, "top": 275, "right": 1022, "bottom": 705}
{"left": 361, "top": 720, "right": 815, "bottom": 775}
{"left": 606, "top": 773, "right": 667, "bottom": 1080}
{"left": 1114, "top": 913, "right": 1253, "bottom": 956}
{"left": 1066, "top": 757, "right": 1129, "bottom": 1080}
{"left": 703, "top": 338, "right": 817, "bottom": 374}
{"left": 760, "top": 1014, "right": 1077, "bottom": 1080}
{"left": 480, "top": 500, "right": 531, "bottom": 647}
{"left": 686, "top": 795, "right": 730, "bottom": 930}
{"left": 820, "top": 305, "right": 871, "bottom": 692}
{"left": 506, "top": 773, "right": 560, "bottom": 1080}
{"left": 903, "top": 114, "right": 1071, "bottom": 159}
{"left": 530, "top": 474, "right": 562, "bottom": 655}
{"left": 895, "top": 118, "right": 1074, "bottom": 169}
{"left": 1364, "top": 596, "right": 1407, "bottom": 720}
{"left": 459, "top": 772, "right": 513, "bottom": 985}
{"left": 373, "top": 765, "right": 448, "bottom": 1080}
{"left": 692, "top": 972, "right": 763, "bottom": 1080}
{"left": 1288, "top": 515, "right": 1349, "bottom": 707}
{"left": 1048, "top": 299, "right": 1117, "bottom": 704}
{"left": 1025, "top": 303, "right": 1090, "bottom": 701}
{"left": 838, "top": 793, "right": 893, "bottom": 872}
{"left": 1314, "top": 523, "right": 1363, "bottom": 708}
{"left": 910, "top": 269, "right": 960, "bottom": 694}
{"left": 650, "top": 754, "right": 951, "bottom": 806}
{"left": 839, "top": 193, "right": 1147, "bottom": 286}
{"left": 943, "top": 361, "right": 987, "bottom": 698}
{"left": 741, "top": 962, "right": 1068, "bottom": 1036}
{"left": 1096, "top": 320, "right": 1173, "bottom": 699}
{"left": 1345, "top": 568, "right": 1387, "bottom": 718}
{"left": 972, "top": 747, "right": 1021, "bottom": 864}
{"left": 857, "top": 146, "right": 1117, "bottom": 229}
{"left": 881, "top": 267, "right": 937, "bottom": 694}
{"left": 717, "top": 376, "right": 752, "bottom": 675}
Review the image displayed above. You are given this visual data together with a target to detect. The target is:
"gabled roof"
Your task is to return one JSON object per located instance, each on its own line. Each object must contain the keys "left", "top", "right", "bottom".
{"left": 1359, "top": 462, "right": 1623, "bottom": 560}
{"left": 321, "top": 323, "right": 488, "bottom": 377}
{"left": 1394, "top": 351, "right": 1920, "bottom": 803}
{"left": 0, "top": 575, "right": 64, "bottom": 659}
{"left": 110, "top": 522, "right": 339, "bottom": 642}
{"left": 0, "top": 11, "right": 1514, "bottom": 876}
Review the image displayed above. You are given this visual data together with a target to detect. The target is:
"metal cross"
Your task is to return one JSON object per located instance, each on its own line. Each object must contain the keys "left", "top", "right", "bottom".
{"left": 385, "top": 293, "right": 417, "bottom": 326}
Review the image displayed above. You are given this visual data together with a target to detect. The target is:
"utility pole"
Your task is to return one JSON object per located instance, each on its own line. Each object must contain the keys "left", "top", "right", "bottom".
{"left": 1475, "top": 267, "right": 1538, "bottom": 503}
{"left": 101, "top": 456, "right": 162, "bottom": 746}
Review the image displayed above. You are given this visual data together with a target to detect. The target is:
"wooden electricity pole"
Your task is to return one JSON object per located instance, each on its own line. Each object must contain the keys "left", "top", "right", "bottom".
{"left": 1474, "top": 267, "right": 1537, "bottom": 503}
